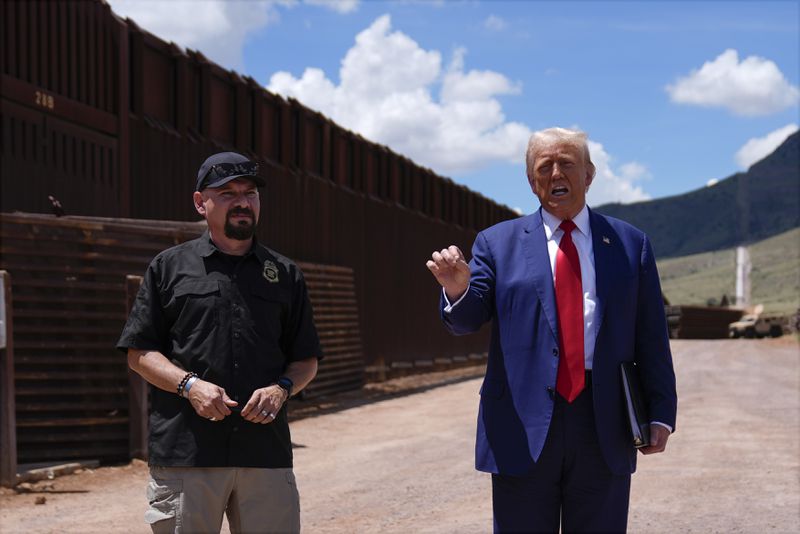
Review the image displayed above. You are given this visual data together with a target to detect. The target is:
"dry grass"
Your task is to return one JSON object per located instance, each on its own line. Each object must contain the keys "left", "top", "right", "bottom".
{"left": 658, "top": 227, "right": 800, "bottom": 315}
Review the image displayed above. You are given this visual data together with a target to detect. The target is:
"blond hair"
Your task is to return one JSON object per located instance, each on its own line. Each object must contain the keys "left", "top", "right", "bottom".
{"left": 525, "top": 127, "right": 596, "bottom": 180}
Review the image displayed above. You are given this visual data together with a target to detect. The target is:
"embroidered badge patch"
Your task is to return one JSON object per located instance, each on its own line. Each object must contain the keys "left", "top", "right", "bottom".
{"left": 263, "top": 260, "right": 279, "bottom": 283}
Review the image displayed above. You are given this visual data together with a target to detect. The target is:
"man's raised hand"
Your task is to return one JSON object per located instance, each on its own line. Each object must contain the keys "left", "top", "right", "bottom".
{"left": 426, "top": 245, "right": 470, "bottom": 302}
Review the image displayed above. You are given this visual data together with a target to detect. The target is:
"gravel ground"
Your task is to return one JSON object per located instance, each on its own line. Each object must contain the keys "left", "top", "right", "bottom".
{"left": 1, "top": 338, "right": 798, "bottom": 533}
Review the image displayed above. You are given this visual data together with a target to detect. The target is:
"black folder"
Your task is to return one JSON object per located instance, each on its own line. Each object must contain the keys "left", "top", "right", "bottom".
{"left": 620, "top": 361, "right": 651, "bottom": 448}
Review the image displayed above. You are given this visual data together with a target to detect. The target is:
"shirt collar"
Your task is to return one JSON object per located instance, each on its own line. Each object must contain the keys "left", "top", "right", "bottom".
{"left": 197, "top": 230, "right": 263, "bottom": 260}
{"left": 542, "top": 204, "right": 591, "bottom": 241}
{"left": 196, "top": 230, "right": 217, "bottom": 258}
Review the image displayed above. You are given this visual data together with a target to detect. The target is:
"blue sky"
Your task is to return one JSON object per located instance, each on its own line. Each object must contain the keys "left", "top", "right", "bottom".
{"left": 109, "top": 0, "right": 799, "bottom": 214}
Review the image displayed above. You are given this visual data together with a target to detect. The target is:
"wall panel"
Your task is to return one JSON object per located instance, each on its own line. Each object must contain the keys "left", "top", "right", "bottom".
{"left": 2, "top": 0, "right": 517, "bottom": 379}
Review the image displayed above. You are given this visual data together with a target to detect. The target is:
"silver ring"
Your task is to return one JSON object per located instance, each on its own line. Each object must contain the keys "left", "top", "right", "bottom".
{"left": 209, "top": 417, "right": 217, "bottom": 421}
{"left": 261, "top": 410, "right": 269, "bottom": 417}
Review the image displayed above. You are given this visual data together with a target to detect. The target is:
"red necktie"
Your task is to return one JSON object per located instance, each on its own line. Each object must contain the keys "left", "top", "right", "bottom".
{"left": 555, "top": 220, "right": 585, "bottom": 402}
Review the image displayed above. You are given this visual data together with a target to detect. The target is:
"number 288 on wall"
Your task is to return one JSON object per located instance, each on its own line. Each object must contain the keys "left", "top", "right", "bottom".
{"left": 34, "top": 91, "right": 55, "bottom": 110}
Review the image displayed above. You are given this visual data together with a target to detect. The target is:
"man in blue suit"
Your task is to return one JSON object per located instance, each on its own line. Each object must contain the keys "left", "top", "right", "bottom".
{"left": 426, "top": 127, "right": 677, "bottom": 533}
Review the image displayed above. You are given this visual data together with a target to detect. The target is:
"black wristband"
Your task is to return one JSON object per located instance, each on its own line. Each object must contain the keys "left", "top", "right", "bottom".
{"left": 276, "top": 376, "right": 294, "bottom": 397}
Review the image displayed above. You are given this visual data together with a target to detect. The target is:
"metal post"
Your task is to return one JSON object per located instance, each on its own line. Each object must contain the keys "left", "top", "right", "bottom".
{"left": 126, "top": 275, "right": 148, "bottom": 460}
{"left": 0, "top": 271, "right": 18, "bottom": 486}
{"left": 117, "top": 15, "right": 131, "bottom": 218}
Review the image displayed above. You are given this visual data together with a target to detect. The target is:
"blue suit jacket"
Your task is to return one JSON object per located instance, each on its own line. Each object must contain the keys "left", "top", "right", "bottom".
{"left": 442, "top": 208, "right": 677, "bottom": 476}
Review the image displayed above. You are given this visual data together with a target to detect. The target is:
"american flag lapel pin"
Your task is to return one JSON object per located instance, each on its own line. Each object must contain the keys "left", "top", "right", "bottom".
{"left": 602, "top": 236, "right": 611, "bottom": 245}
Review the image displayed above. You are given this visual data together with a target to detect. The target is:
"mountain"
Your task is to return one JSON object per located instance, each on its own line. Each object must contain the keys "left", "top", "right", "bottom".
{"left": 595, "top": 132, "right": 799, "bottom": 258}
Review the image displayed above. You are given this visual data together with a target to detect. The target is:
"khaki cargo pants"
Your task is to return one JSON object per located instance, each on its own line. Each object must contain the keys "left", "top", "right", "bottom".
{"left": 146, "top": 466, "right": 300, "bottom": 534}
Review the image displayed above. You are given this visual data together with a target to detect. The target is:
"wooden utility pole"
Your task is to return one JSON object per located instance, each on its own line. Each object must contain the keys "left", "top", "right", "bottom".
{"left": 0, "top": 271, "right": 17, "bottom": 486}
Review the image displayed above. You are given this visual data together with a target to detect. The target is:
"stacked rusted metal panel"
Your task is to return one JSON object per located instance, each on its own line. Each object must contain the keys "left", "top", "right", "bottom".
{"left": 665, "top": 305, "right": 744, "bottom": 339}
{"left": 301, "top": 264, "right": 365, "bottom": 397}
{"left": 0, "top": 213, "right": 202, "bottom": 463}
{"left": 0, "top": 213, "right": 364, "bottom": 464}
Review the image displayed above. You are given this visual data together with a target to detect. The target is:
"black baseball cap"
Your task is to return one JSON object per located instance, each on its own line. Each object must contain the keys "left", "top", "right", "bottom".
{"left": 196, "top": 152, "right": 266, "bottom": 191}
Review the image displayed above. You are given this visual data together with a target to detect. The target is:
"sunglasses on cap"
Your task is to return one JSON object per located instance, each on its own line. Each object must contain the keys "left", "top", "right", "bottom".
{"left": 199, "top": 161, "right": 261, "bottom": 190}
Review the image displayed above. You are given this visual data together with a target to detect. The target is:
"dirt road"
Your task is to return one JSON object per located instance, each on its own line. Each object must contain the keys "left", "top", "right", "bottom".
{"left": 1, "top": 339, "right": 798, "bottom": 533}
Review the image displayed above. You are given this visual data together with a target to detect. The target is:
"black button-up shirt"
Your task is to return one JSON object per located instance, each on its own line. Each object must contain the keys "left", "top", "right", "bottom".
{"left": 117, "top": 232, "right": 321, "bottom": 468}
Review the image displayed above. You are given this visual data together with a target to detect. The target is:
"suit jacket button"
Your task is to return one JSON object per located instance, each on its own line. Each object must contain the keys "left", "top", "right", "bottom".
{"left": 552, "top": 348, "right": 559, "bottom": 357}
{"left": 546, "top": 386, "right": 555, "bottom": 400}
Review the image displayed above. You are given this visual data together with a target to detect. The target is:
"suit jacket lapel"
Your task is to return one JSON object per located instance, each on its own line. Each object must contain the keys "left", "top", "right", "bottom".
{"left": 523, "top": 209, "right": 558, "bottom": 341}
{"left": 589, "top": 208, "right": 611, "bottom": 333}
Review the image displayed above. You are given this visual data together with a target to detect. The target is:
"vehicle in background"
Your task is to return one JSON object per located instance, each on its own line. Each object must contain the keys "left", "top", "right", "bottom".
{"left": 728, "top": 308, "right": 784, "bottom": 339}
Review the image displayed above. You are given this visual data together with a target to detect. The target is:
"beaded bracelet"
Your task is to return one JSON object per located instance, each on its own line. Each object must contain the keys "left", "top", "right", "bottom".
{"left": 177, "top": 372, "right": 197, "bottom": 397}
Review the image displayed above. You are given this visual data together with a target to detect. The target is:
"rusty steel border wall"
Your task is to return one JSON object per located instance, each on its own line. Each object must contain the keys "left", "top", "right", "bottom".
{"left": 0, "top": 0, "right": 509, "bottom": 375}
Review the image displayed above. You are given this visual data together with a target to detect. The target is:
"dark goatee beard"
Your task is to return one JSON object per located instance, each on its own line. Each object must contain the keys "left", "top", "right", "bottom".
{"left": 224, "top": 209, "right": 256, "bottom": 240}
{"left": 224, "top": 221, "right": 255, "bottom": 240}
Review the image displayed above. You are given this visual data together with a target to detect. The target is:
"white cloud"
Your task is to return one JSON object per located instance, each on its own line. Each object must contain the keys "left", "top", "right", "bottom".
{"left": 484, "top": 15, "right": 507, "bottom": 31}
{"left": 666, "top": 49, "right": 800, "bottom": 116}
{"left": 586, "top": 141, "right": 651, "bottom": 205}
{"left": 107, "top": 0, "right": 356, "bottom": 70}
{"left": 305, "top": 0, "right": 359, "bottom": 14}
{"left": 734, "top": 124, "right": 799, "bottom": 169}
{"left": 268, "top": 14, "right": 530, "bottom": 174}
{"left": 619, "top": 161, "right": 652, "bottom": 182}
{"left": 269, "top": 15, "right": 651, "bottom": 204}
{"left": 108, "top": 0, "right": 279, "bottom": 70}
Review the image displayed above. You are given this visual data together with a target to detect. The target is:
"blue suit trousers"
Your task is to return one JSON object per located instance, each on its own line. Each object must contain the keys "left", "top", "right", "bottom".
{"left": 491, "top": 379, "right": 631, "bottom": 533}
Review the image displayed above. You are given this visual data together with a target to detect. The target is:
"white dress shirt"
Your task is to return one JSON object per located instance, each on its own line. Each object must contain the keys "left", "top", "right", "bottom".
{"left": 541, "top": 205, "right": 597, "bottom": 370}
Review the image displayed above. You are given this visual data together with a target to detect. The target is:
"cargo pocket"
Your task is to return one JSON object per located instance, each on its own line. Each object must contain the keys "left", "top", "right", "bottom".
{"left": 284, "top": 470, "right": 301, "bottom": 530}
{"left": 145, "top": 478, "right": 182, "bottom": 533}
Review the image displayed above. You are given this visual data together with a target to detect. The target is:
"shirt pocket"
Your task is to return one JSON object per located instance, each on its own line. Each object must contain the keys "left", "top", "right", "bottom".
{"left": 171, "top": 280, "right": 220, "bottom": 340}
{"left": 248, "top": 284, "right": 288, "bottom": 348}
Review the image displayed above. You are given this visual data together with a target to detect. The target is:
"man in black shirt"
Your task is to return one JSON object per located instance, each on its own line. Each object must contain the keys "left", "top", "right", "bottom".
{"left": 117, "top": 152, "right": 321, "bottom": 533}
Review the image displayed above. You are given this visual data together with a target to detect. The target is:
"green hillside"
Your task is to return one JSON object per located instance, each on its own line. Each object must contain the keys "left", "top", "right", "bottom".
{"left": 597, "top": 132, "right": 799, "bottom": 258}
{"left": 658, "top": 227, "right": 800, "bottom": 315}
